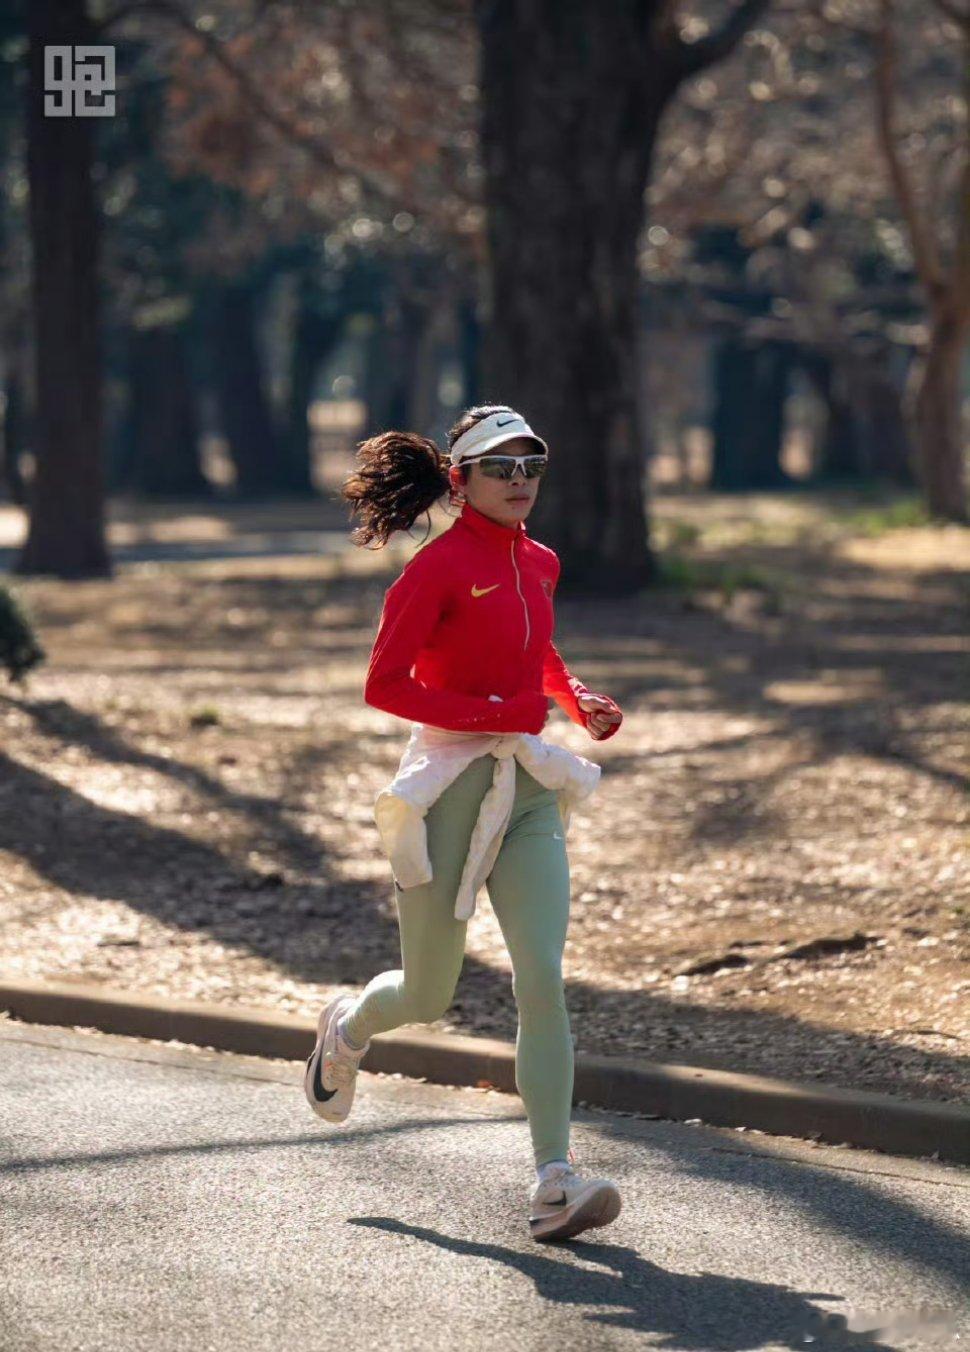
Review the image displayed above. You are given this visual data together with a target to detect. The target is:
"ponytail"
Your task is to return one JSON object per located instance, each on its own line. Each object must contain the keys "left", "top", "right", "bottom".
{"left": 342, "top": 403, "right": 514, "bottom": 549}
{"left": 342, "top": 431, "right": 452, "bottom": 549}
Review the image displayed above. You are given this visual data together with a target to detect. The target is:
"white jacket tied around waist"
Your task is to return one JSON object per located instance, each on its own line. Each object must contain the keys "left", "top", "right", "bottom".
{"left": 374, "top": 698, "right": 602, "bottom": 921}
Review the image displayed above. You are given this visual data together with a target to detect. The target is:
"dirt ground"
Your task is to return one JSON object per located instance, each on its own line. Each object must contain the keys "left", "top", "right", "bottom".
{"left": 0, "top": 487, "right": 967, "bottom": 1106}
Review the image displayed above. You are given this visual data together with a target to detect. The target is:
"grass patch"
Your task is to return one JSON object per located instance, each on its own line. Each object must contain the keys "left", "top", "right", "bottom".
{"left": 839, "top": 495, "right": 931, "bottom": 536}
{"left": 188, "top": 705, "right": 222, "bottom": 727}
{"left": 658, "top": 517, "right": 703, "bottom": 549}
{"left": 657, "top": 551, "right": 785, "bottom": 607}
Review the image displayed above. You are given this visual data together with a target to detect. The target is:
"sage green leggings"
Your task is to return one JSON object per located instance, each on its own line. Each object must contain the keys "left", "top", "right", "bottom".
{"left": 341, "top": 753, "right": 574, "bottom": 1168}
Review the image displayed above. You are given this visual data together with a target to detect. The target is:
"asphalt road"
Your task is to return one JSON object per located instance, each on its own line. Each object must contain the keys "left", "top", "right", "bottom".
{"left": 0, "top": 1019, "right": 967, "bottom": 1352}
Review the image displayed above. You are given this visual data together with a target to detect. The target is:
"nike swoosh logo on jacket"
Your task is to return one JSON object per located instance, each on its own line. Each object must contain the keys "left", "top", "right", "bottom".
{"left": 363, "top": 500, "right": 620, "bottom": 739}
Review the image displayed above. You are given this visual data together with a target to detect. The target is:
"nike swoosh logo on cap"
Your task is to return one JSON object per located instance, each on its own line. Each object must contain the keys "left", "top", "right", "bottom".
{"left": 495, "top": 416, "right": 518, "bottom": 427}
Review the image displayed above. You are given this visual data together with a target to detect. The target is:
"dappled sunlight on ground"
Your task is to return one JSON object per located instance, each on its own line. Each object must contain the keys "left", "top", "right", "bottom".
{"left": 0, "top": 489, "right": 966, "bottom": 1104}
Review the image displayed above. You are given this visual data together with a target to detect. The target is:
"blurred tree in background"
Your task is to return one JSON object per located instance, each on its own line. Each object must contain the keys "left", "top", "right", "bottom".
{"left": 19, "top": 0, "right": 111, "bottom": 577}
{"left": 0, "top": 0, "right": 965, "bottom": 579}
{"left": 475, "top": 0, "right": 770, "bottom": 589}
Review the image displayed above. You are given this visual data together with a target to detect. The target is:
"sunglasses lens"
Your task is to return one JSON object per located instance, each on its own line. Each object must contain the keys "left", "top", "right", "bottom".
{"left": 476, "top": 456, "right": 548, "bottom": 480}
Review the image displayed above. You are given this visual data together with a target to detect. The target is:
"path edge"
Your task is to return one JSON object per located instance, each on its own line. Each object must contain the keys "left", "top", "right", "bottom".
{"left": 1, "top": 977, "right": 966, "bottom": 1165}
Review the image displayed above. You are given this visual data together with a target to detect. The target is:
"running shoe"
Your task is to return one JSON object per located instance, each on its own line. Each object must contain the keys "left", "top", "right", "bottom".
{"left": 304, "top": 993, "right": 370, "bottom": 1124}
{"left": 528, "top": 1153, "right": 622, "bottom": 1242}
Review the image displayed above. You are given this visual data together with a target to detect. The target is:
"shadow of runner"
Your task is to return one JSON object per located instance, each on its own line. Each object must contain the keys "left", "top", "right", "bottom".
{"left": 3, "top": 1098, "right": 963, "bottom": 1347}
{"left": 350, "top": 1217, "right": 909, "bottom": 1350}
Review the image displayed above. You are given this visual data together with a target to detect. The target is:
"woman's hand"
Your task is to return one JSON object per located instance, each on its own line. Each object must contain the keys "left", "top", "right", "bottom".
{"left": 577, "top": 693, "right": 622, "bottom": 740}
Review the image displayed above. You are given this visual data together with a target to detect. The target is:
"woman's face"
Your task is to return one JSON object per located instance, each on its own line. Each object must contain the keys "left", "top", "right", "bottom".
{"left": 456, "top": 436, "right": 544, "bottom": 528}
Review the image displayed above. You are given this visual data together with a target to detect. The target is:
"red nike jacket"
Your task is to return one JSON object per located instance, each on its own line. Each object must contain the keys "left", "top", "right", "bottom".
{"left": 363, "top": 500, "right": 622, "bottom": 740}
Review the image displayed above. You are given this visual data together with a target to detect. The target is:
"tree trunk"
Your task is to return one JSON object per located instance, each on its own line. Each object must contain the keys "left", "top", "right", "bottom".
{"left": 16, "top": 0, "right": 110, "bottom": 577}
{"left": 282, "top": 297, "right": 344, "bottom": 496}
{"left": 123, "top": 320, "right": 208, "bottom": 497}
{"left": 800, "top": 350, "right": 866, "bottom": 482}
{"left": 360, "top": 317, "right": 394, "bottom": 438}
{"left": 457, "top": 292, "right": 483, "bottom": 408}
{"left": 409, "top": 294, "right": 451, "bottom": 436}
{"left": 750, "top": 343, "right": 793, "bottom": 487}
{"left": 477, "top": 2, "right": 674, "bottom": 592}
{"left": 710, "top": 341, "right": 754, "bottom": 489}
{"left": 801, "top": 345, "right": 916, "bottom": 486}
{"left": 710, "top": 339, "right": 792, "bottom": 490}
{"left": 361, "top": 287, "right": 437, "bottom": 436}
{"left": 913, "top": 308, "right": 968, "bottom": 522}
{"left": 854, "top": 353, "right": 914, "bottom": 486}
{"left": 209, "top": 281, "right": 279, "bottom": 497}
{"left": 2, "top": 364, "right": 28, "bottom": 506}
{"left": 816, "top": 357, "right": 864, "bottom": 482}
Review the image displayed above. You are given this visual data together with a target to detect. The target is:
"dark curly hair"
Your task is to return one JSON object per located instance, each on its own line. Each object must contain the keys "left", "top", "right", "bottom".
{"left": 341, "top": 404, "right": 515, "bottom": 549}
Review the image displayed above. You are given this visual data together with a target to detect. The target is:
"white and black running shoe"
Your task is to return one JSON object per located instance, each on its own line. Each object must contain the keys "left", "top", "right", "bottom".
{"left": 304, "top": 993, "right": 370, "bottom": 1124}
{"left": 528, "top": 1155, "right": 622, "bottom": 1242}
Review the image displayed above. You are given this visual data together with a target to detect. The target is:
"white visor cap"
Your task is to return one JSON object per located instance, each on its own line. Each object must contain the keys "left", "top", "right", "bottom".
{"left": 449, "top": 410, "right": 548, "bottom": 465}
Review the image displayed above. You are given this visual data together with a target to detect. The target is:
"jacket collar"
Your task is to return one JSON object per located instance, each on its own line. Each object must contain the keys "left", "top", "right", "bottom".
{"left": 457, "top": 500, "right": 526, "bottom": 546}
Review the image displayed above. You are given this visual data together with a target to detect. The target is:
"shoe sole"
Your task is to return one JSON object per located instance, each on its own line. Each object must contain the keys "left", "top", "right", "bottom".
{"left": 304, "top": 996, "right": 355, "bottom": 1123}
{"left": 529, "top": 1182, "right": 622, "bottom": 1242}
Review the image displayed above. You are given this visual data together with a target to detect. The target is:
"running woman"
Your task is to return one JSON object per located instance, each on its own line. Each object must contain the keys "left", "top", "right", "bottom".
{"left": 304, "top": 404, "right": 624, "bottom": 1241}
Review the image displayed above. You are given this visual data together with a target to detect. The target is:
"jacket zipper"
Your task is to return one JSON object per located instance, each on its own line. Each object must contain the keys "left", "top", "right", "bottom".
{"left": 510, "top": 536, "right": 529, "bottom": 651}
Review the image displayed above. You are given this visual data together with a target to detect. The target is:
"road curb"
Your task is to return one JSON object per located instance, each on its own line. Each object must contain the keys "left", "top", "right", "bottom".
{"left": 2, "top": 977, "right": 966, "bottom": 1165}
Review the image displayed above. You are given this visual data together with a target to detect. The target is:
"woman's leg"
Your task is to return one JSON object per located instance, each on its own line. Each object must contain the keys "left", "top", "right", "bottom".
{"left": 485, "top": 762, "right": 574, "bottom": 1170}
{"left": 340, "top": 754, "right": 496, "bottom": 1048}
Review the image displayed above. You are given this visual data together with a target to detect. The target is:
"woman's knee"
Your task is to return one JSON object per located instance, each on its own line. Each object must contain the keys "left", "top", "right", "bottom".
{"left": 402, "top": 981, "right": 458, "bottom": 1025}
{"left": 512, "top": 958, "right": 567, "bottom": 1014}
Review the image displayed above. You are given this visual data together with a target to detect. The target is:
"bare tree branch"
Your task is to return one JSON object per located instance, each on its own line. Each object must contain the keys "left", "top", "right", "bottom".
{"left": 873, "top": 0, "right": 947, "bottom": 300}
{"left": 671, "top": 0, "right": 773, "bottom": 80}
{"left": 96, "top": 0, "right": 407, "bottom": 211}
{"left": 929, "top": 0, "right": 970, "bottom": 34}
{"left": 954, "top": 144, "right": 970, "bottom": 323}
{"left": 952, "top": 17, "right": 970, "bottom": 324}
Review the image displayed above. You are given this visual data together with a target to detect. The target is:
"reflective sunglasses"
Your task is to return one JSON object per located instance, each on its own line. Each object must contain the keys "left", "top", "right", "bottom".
{"left": 471, "top": 454, "right": 549, "bottom": 481}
